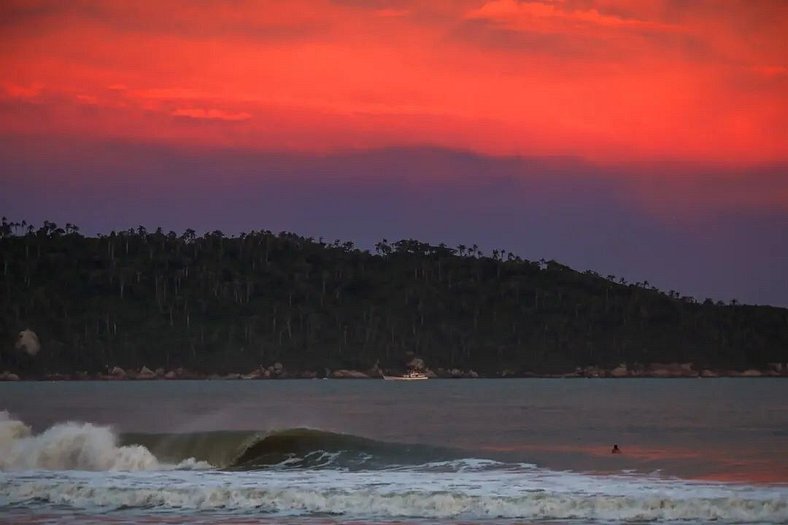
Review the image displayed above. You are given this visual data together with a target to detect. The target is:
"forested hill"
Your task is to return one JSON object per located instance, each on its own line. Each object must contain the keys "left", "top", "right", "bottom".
{"left": 1, "top": 219, "right": 787, "bottom": 377}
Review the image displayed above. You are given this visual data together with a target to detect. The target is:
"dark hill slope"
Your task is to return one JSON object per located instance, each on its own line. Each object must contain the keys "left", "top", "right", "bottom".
{"left": 1, "top": 220, "right": 786, "bottom": 375}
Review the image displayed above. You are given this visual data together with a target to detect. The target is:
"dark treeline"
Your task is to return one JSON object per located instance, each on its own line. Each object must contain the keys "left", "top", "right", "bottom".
{"left": 1, "top": 218, "right": 787, "bottom": 376}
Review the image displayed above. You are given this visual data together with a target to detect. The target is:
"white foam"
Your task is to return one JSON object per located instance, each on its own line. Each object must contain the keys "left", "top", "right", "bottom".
{"left": 0, "top": 411, "right": 209, "bottom": 472}
{"left": 403, "top": 458, "right": 536, "bottom": 472}
{"left": 1, "top": 468, "right": 786, "bottom": 522}
{"left": 1, "top": 411, "right": 786, "bottom": 522}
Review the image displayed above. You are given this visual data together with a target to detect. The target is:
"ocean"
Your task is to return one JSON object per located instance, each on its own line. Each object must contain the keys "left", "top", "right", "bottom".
{"left": 1, "top": 379, "right": 787, "bottom": 524}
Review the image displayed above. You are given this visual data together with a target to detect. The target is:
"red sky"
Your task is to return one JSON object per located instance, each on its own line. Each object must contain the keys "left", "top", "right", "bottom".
{"left": 2, "top": 1, "right": 787, "bottom": 305}
{"left": 2, "top": 0, "right": 787, "bottom": 163}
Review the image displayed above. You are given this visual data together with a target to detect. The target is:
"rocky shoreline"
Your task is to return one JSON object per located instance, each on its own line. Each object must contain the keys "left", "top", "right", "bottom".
{"left": 1, "top": 361, "right": 787, "bottom": 381}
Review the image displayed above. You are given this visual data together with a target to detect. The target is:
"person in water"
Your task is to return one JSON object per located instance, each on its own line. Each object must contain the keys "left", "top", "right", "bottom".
{"left": 611, "top": 444, "right": 621, "bottom": 454}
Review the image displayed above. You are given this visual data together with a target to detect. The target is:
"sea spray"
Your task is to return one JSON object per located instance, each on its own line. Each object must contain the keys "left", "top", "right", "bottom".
{"left": 1, "top": 411, "right": 787, "bottom": 522}
{"left": 0, "top": 410, "right": 199, "bottom": 471}
{"left": 1, "top": 412, "right": 458, "bottom": 472}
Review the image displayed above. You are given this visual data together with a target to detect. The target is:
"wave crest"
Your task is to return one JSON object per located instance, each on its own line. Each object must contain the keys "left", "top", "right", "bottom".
{"left": 0, "top": 411, "right": 206, "bottom": 471}
{"left": 229, "top": 428, "right": 456, "bottom": 470}
{"left": 1, "top": 411, "right": 459, "bottom": 473}
{"left": 122, "top": 427, "right": 460, "bottom": 470}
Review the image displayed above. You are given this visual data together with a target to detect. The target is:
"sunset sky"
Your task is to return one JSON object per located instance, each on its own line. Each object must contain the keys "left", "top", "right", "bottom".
{"left": 1, "top": 0, "right": 787, "bottom": 304}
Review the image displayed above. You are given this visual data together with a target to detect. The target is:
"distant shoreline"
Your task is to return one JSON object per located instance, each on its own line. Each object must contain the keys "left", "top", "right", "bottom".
{"left": 2, "top": 363, "right": 786, "bottom": 382}
{"left": 1, "top": 377, "right": 786, "bottom": 382}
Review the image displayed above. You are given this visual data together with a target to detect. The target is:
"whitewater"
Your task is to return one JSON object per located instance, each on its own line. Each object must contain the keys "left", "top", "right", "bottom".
{"left": 1, "top": 410, "right": 787, "bottom": 524}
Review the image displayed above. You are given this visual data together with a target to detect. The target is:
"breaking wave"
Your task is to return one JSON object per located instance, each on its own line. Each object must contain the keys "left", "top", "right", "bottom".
{"left": 125, "top": 427, "right": 464, "bottom": 470}
{"left": 2, "top": 476, "right": 787, "bottom": 522}
{"left": 2, "top": 411, "right": 787, "bottom": 522}
{"left": 228, "top": 427, "right": 459, "bottom": 469}
{"left": 1, "top": 411, "right": 463, "bottom": 472}
{"left": 124, "top": 427, "right": 465, "bottom": 470}
{"left": 0, "top": 411, "right": 208, "bottom": 471}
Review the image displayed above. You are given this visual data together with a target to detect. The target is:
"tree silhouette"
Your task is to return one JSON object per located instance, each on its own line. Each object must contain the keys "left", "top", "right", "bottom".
{"left": 0, "top": 220, "right": 785, "bottom": 377}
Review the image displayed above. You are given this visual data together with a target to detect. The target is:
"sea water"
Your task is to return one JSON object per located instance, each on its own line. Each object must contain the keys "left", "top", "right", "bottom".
{"left": 1, "top": 379, "right": 787, "bottom": 523}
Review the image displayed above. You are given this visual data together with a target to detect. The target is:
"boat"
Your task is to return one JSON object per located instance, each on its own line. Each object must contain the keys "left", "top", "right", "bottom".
{"left": 382, "top": 370, "right": 429, "bottom": 381}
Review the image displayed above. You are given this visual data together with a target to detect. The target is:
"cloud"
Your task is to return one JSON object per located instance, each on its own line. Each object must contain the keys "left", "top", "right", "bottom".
{"left": 170, "top": 108, "right": 252, "bottom": 122}
{"left": 0, "top": 0, "right": 331, "bottom": 43}
{"left": 465, "top": 0, "right": 679, "bottom": 34}
{"left": 751, "top": 65, "right": 787, "bottom": 78}
{"left": 75, "top": 94, "right": 99, "bottom": 105}
{"left": 3, "top": 83, "right": 43, "bottom": 99}
{"left": 0, "top": 0, "right": 786, "bottom": 163}
{"left": 374, "top": 8, "right": 410, "bottom": 17}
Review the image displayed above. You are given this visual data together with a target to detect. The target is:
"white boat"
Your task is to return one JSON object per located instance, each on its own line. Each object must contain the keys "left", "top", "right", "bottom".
{"left": 382, "top": 370, "right": 429, "bottom": 381}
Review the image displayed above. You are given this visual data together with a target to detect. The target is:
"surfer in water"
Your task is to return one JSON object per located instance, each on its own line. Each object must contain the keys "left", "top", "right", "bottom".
{"left": 611, "top": 444, "right": 622, "bottom": 454}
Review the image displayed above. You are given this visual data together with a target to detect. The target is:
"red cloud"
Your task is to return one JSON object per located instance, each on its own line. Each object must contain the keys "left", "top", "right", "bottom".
{"left": 0, "top": 0, "right": 786, "bottom": 164}
{"left": 465, "top": 0, "right": 679, "bottom": 33}
{"left": 171, "top": 108, "right": 252, "bottom": 121}
{"left": 751, "top": 65, "right": 787, "bottom": 78}
{"left": 3, "top": 83, "right": 44, "bottom": 99}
